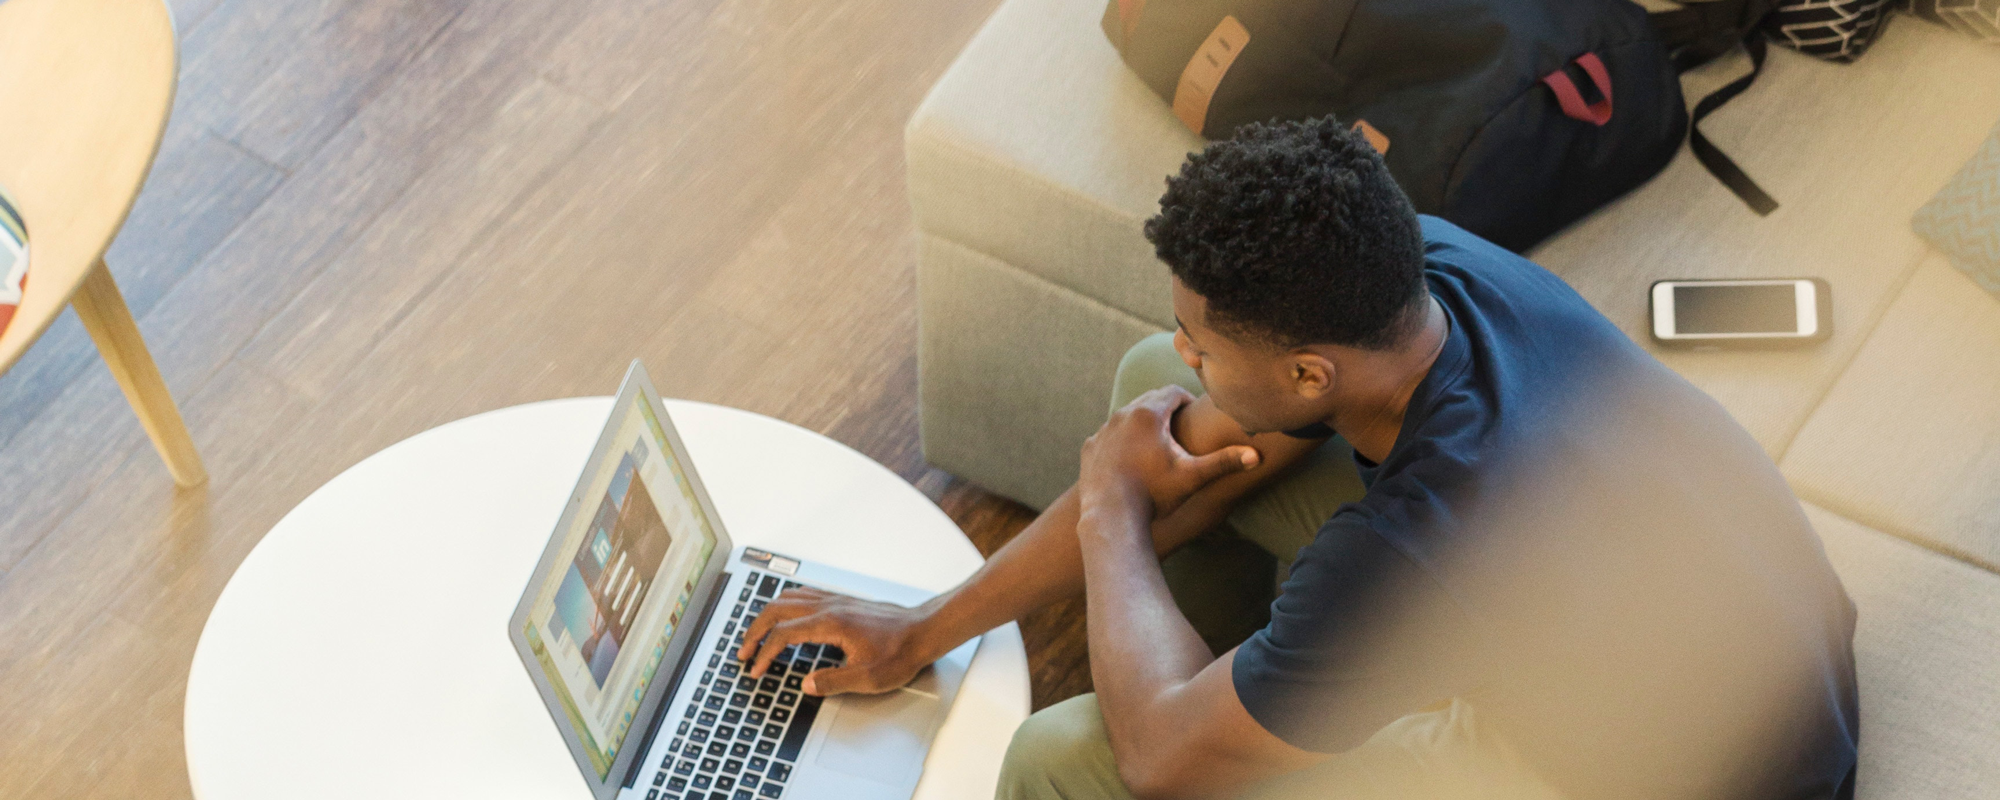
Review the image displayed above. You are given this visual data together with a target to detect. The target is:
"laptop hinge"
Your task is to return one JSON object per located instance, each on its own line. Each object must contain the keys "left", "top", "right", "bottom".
{"left": 621, "top": 569, "right": 735, "bottom": 789}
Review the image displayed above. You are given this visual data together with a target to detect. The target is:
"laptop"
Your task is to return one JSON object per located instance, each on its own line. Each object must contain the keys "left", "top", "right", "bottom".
{"left": 509, "top": 361, "right": 980, "bottom": 800}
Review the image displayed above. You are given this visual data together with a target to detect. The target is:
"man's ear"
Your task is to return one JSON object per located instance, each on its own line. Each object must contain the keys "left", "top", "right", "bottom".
{"left": 1288, "top": 351, "right": 1337, "bottom": 399}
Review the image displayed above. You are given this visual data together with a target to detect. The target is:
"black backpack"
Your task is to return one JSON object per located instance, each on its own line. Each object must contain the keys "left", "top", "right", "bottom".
{"left": 1104, "top": 0, "right": 1689, "bottom": 252}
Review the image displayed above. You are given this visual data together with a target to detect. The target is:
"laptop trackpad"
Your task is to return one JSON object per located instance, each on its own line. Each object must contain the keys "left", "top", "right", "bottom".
{"left": 815, "top": 688, "right": 938, "bottom": 786}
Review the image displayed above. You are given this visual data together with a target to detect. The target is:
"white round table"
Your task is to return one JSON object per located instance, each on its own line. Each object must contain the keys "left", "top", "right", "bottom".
{"left": 186, "top": 398, "right": 1030, "bottom": 800}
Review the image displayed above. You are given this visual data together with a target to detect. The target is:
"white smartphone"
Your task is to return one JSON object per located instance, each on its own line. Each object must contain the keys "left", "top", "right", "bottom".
{"left": 1649, "top": 278, "right": 1832, "bottom": 347}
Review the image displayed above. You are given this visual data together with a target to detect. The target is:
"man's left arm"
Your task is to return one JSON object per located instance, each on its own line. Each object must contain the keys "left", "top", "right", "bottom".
{"left": 1075, "top": 388, "right": 1329, "bottom": 799}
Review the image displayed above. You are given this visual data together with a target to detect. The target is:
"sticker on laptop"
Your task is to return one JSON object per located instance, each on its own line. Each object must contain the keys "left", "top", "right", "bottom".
{"left": 0, "top": 184, "right": 27, "bottom": 338}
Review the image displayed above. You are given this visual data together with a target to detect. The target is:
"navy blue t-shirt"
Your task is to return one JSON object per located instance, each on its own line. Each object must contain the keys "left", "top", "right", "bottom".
{"left": 1231, "top": 217, "right": 1859, "bottom": 800}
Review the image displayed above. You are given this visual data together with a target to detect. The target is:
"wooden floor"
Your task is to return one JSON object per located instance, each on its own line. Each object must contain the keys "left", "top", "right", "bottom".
{"left": 0, "top": 0, "right": 1098, "bottom": 795}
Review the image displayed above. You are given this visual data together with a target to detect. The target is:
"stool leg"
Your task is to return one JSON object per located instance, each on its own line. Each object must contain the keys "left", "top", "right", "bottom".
{"left": 71, "top": 259, "right": 207, "bottom": 487}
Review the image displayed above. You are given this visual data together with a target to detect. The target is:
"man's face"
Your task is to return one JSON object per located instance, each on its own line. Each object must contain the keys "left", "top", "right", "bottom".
{"left": 1169, "top": 279, "right": 1330, "bottom": 435}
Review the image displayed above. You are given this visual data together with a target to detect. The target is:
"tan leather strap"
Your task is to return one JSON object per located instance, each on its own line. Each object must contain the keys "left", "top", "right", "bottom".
{"left": 1172, "top": 15, "right": 1251, "bottom": 136}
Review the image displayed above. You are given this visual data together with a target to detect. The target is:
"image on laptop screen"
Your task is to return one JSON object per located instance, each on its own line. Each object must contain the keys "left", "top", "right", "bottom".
{"left": 520, "top": 395, "right": 719, "bottom": 777}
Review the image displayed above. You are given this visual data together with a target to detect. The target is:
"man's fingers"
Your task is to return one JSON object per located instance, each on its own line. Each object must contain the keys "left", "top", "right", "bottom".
{"left": 737, "top": 588, "right": 834, "bottom": 663}
{"left": 747, "top": 618, "right": 818, "bottom": 678}
{"left": 1181, "top": 444, "right": 1260, "bottom": 485}
{"left": 737, "top": 600, "right": 810, "bottom": 663}
{"left": 800, "top": 665, "right": 865, "bottom": 697}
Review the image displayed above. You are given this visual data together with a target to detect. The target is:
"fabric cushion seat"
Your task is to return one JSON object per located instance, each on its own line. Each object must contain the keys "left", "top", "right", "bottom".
{"left": 1804, "top": 503, "right": 2000, "bottom": 798}
{"left": 1783, "top": 256, "right": 2000, "bottom": 571}
{"left": 906, "top": 0, "right": 1198, "bottom": 329}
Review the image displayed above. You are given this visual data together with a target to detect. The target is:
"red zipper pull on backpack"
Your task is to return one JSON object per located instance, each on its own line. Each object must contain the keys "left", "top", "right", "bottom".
{"left": 1542, "top": 52, "right": 1614, "bottom": 126}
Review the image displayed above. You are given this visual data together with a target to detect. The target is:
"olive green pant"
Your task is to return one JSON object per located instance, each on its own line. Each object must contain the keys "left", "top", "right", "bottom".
{"left": 997, "top": 694, "right": 1560, "bottom": 800}
{"left": 994, "top": 334, "right": 1559, "bottom": 800}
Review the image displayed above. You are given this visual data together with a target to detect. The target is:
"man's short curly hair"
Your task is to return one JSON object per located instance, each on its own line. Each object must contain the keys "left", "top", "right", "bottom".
{"left": 1145, "top": 116, "right": 1427, "bottom": 351}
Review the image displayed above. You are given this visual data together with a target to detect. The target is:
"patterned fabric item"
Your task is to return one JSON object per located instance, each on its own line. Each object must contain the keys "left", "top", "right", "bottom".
{"left": 1764, "top": 0, "right": 1896, "bottom": 61}
{"left": 1913, "top": 121, "right": 2000, "bottom": 298}
{"left": 0, "top": 184, "right": 27, "bottom": 337}
{"left": 1903, "top": 0, "right": 2000, "bottom": 43}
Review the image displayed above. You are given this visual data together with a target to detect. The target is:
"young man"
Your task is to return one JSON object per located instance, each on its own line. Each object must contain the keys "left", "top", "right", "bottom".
{"left": 739, "top": 117, "right": 1859, "bottom": 800}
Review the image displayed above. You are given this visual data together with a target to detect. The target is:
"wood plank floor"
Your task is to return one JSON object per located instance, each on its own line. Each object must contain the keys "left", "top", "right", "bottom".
{"left": 0, "top": 0, "right": 1096, "bottom": 795}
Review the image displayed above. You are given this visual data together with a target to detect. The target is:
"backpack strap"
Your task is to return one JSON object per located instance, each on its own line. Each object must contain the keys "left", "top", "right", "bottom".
{"left": 1686, "top": 31, "right": 1779, "bottom": 215}
{"left": 1650, "top": 0, "right": 1774, "bottom": 69}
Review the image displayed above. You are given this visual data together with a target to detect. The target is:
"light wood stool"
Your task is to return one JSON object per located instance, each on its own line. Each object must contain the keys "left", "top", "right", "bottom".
{"left": 0, "top": 0, "right": 204, "bottom": 486}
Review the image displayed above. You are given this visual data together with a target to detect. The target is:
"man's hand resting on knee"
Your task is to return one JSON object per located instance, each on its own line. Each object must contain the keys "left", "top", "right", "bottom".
{"left": 1079, "top": 385, "right": 1261, "bottom": 519}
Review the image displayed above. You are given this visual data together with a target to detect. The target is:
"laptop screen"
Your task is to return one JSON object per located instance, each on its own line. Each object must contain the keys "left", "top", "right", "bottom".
{"left": 518, "top": 392, "right": 720, "bottom": 778}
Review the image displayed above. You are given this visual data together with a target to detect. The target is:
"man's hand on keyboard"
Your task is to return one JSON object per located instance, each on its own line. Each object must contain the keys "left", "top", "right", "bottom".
{"left": 735, "top": 587, "right": 940, "bottom": 697}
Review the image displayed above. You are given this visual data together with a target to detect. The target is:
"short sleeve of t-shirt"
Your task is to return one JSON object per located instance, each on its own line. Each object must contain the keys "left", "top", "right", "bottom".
{"left": 1231, "top": 507, "right": 1477, "bottom": 753}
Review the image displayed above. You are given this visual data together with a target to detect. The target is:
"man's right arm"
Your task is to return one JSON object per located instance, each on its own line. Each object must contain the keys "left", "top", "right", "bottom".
{"left": 736, "top": 394, "right": 1328, "bottom": 694}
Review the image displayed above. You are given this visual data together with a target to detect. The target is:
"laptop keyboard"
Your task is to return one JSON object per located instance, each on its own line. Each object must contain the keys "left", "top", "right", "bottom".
{"left": 644, "top": 571, "right": 843, "bottom": 800}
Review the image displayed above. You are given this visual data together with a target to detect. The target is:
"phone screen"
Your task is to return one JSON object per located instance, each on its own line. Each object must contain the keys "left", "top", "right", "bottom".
{"left": 1674, "top": 284, "right": 1798, "bottom": 334}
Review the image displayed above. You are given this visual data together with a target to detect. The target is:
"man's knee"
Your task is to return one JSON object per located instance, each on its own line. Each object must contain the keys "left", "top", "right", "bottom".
{"left": 997, "top": 694, "right": 1130, "bottom": 800}
{"left": 1111, "top": 331, "right": 1200, "bottom": 414}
